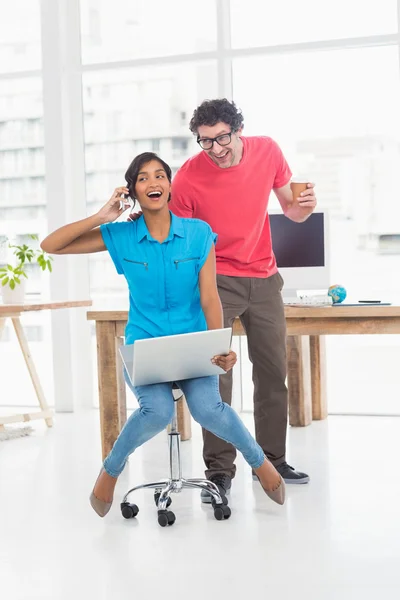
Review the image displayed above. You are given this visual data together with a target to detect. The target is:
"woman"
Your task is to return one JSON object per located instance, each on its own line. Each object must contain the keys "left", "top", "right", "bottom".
{"left": 41, "top": 152, "right": 285, "bottom": 517}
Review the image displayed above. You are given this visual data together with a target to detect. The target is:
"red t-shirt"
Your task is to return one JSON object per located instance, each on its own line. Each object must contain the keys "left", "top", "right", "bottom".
{"left": 170, "top": 136, "right": 292, "bottom": 278}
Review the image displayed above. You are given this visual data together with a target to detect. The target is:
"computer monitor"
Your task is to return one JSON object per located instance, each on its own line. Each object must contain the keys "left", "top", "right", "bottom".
{"left": 269, "top": 210, "right": 330, "bottom": 298}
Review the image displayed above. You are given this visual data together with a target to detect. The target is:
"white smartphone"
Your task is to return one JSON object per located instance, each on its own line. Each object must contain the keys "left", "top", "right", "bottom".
{"left": 119, "top": 193, "right": 132, "bottom": 211}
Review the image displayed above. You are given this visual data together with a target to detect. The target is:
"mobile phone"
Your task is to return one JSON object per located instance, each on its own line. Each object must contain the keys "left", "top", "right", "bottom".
{"left": 119, "top": 193, "right": 130, "bottom": 210}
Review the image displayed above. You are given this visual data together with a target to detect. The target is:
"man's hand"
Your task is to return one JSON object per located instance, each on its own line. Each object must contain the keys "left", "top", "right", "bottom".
{"left": 295, "top": 182, "right": 317, "bottom": 210}
{"left": 275, "top": 181, "right": 317, "bottom": 222}
{"left": 127, "top": 210, "right": 143, "bottom": 222}
{"left": 211, "top": 350, "right": 237, "bottom": 372}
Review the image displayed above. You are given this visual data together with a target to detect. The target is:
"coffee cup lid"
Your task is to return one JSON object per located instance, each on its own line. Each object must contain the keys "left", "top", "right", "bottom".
{"left": 291, "top": 176, "right": 309, "bottom": 183}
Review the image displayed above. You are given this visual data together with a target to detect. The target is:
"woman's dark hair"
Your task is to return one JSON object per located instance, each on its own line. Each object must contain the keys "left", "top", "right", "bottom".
{"left": 189, "top": 98, "right": 244, "bottom": 134}
{"left": 124, "top": 152, "right": 172, "bottom": 204}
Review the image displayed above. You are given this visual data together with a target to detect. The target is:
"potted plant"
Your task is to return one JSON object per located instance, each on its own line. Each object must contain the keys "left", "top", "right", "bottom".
{"left": 0, "top": 234, "right": 53, "bottom": 304}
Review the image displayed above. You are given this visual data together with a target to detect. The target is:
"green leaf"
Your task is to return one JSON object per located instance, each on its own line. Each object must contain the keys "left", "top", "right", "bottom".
{"left": 47, "top": 260, "right": 52, "bottom": 272}
{"left": 29, "top": 234, "right": 39, "bottom": 241}
{"left": 10, "top": 279, "right": 15, "bottom": 290}
{"left": 1, "top": 277, "right": 9, "bottom": 286}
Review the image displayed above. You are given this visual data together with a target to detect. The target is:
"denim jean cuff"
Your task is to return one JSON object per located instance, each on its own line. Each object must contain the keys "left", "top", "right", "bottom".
{"left": 103, "top": 458, "right": 123, "bottom": 479}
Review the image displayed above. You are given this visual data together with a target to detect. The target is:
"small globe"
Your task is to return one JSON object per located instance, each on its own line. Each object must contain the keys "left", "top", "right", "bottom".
{"left": 328, "top": 284, "right": 347, "bottom": 304}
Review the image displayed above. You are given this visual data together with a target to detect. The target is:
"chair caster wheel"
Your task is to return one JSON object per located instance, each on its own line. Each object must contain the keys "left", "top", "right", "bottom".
{"left": 158, "top": 510, "right": 176, "bottom": 527}
{"left": 121, "top": 502, "right": 139, "bottom": 519}
{"left": 213, "top": 504, "right": 231, "bottom": 521}
{"left": 154, "top": 492, "right": 172, "bottom": 508}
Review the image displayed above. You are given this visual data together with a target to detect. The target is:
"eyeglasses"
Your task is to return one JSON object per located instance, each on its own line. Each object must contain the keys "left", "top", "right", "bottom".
{"left": 197, "top": 132, "right": 232, "bottom": 150}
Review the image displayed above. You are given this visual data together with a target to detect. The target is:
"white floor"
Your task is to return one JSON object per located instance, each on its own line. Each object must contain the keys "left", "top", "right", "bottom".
{"left": 1, "top": 411, "right": 400, "bottom": 600}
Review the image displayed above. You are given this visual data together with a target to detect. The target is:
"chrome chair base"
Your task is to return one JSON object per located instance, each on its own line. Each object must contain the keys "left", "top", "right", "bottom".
{"left": 122, "top": 475, "right": 228, "bottom": 510}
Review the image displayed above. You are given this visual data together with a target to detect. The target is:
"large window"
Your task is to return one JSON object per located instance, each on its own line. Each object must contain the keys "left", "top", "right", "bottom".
{"left": 1, "top": 0, "right": 400, "bottom": 415}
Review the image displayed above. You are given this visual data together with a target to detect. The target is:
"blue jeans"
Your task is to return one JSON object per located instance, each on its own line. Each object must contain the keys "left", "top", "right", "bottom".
{"left": 103, "top": 374, "right": 265, "bottom": 478}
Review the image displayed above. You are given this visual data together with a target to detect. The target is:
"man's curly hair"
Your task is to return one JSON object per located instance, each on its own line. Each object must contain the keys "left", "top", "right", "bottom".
{"left": 189, "top": 99, "right": 244, "bottom": 134}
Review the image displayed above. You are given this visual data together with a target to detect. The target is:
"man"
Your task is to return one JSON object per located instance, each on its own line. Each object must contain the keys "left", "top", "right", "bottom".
{"left": 136, "top": 98, "right": 317, "bottom": 502}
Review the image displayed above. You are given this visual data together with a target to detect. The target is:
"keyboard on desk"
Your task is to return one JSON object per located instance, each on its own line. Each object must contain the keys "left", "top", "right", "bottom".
{"left": 283, "top": 294, "right": 333, "bottom": 306}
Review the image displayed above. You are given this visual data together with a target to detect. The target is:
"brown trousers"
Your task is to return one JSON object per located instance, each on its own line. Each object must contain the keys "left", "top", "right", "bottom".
{"left": 203, "top": 272, "right": 288, "bottom": 478}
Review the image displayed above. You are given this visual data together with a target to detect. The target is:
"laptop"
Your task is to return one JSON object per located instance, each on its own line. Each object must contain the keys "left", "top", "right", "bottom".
{"left": 119, "top": 328, "right": 233, "bottom": 387}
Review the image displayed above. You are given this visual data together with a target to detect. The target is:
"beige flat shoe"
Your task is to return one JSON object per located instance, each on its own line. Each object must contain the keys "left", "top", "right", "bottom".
{"left": 89, "top": 468, "right": 113, "bottom": 517}
{"left": 256, "top": 474, "right": 286, "bottom": 506}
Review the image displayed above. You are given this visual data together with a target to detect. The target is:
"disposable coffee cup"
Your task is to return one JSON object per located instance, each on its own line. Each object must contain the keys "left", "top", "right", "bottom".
{"left": 290, "top": 177, "right": 308, "bottom": 202}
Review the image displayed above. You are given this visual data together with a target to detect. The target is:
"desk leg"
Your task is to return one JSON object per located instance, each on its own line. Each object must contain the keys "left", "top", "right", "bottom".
{"left": 177, "top": 395, "right": 192, "bottom": 441}
{"left": 115, "top": 322, "right": 127, "bottom": 430}
{"left": 287, "top": 335, "right": 312, "bottom": 427}
{"left": 96, "top": 321, "right": 121, "bottom": 460}
{"left": 0, "top": 321, "right": 6, "bottom": 432}
{"left": 11, "top": 317, "right": 53, "bottom": 427}
{"left": 310, "top": 335, "right": 328, "bottom": 420}
{"left": 0, "top": 321, "right": 5, "bottom": 433}
{"left": 0, "top": 317, "right": 5, "bottom": 339}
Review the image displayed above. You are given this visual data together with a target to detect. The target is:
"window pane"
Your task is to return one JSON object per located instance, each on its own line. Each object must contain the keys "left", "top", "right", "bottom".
{"left": 0, "top": 78, "right": 46, "bottom": 288}
{"left": 230, "top": 0, "right": 398, "bottom": 49}
{"left": 0, "top": 78, "right": 54, "bottom": 408}
{"left": 82, "top": 62, "right": 217, "bottom": 406}
{"left": 80, "top": 0, "right": 217, "bottom": 64}
{"left": 0, "top": 1, "right": 41, "bottom": 73}
{"left": 233, "top": 46, "right": 400, "bottom": 415}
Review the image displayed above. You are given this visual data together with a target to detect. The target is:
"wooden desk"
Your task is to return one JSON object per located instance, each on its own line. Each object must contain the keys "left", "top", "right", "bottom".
{"left": 0, "top": 300, "right": 92, "bottom": 429}
{"left": 87, "top": 305, "right": 400, "bottom": 460}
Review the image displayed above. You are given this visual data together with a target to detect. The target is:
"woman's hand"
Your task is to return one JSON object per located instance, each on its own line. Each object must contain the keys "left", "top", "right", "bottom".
{"left": 211, "top": 350, "right": 237, "bottom": 372}
{"left": 97, "top": 187, "right": 131, "bottom": 224}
